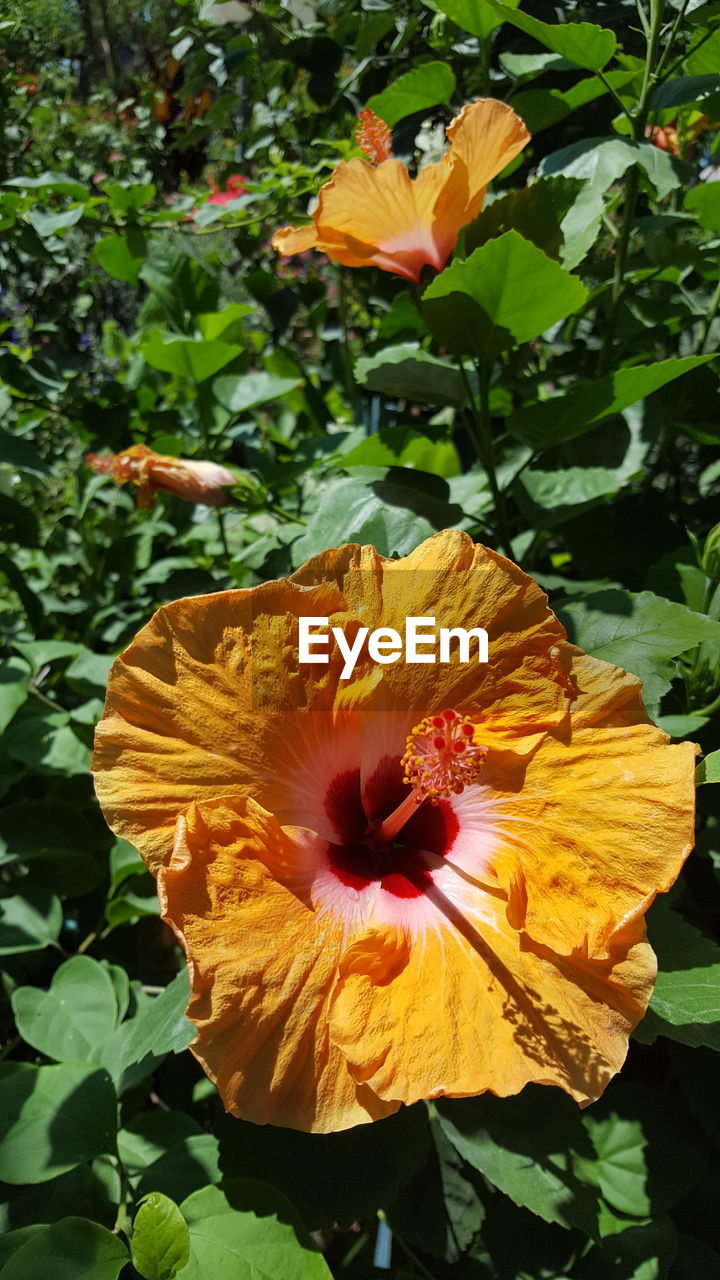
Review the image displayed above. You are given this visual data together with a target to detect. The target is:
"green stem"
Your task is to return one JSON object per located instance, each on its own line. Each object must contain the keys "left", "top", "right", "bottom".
{"left": 597, "top": 70, "right": 635, "bottom": 130}
{"left": 697, "top": 278, "right": 720, "bottom": 354}
{"left": 598, "top": 0, "right": 665, "bottom": 375}
{"left": 654, "top": 0, "right": 691, "bottom": 83}
{"left": 459, "top": 360, "right": 514, "bottom": 559}
{"left": 336, "top": 267, "right": 358, "bottom": 416}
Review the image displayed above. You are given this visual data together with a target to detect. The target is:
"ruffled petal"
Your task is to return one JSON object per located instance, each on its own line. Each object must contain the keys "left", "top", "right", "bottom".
{"left": 92, "top": 579, "right": 357, "bottom": 872}
{"left": 329, "top": 902, "right": 655, "bottom": 1108}
{"left": 293, "top": 530, "right": 571, "bottom": 743}
{"left": 486, "top": 646, "right": 697, "bottom": 958}
{"left": 158, "top": 796, "right": 395, "bottom": 1132}
{"left": 433, "top": 98, "right": 531, "bottom": 237}
{"left": 308, "top": 158, "right": 450, "bottom": 281}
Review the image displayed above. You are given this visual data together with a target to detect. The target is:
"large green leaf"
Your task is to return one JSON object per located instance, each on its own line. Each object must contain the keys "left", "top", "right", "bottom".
{"left": 140, "top": 333, "right": 242, "bottom": 383}
{"left": 436, "top": 1088, "right": 600, "bottom": 1234}
{"left": 291, "top": 471, "right": 463, "bottom": 564}
{"left": 582, "top": 1083, "right": 708, "bottom": 1217}
{"left": 507, "top": 358, "right": 714, "bottom": 451}
{"left": 215, "top": 1104, "right": 430, "bottom": 1231}
{"left": 0, "top": 657, "right": 31, "bottom": 732}
{"left": 480, "top": 2, "right": 616, "bottom": 70}
{"left": 571, "top": 1220, "right": 678, "bottom": 1280}
{"left": 634, "top": 902, "right": 720, "bottom": 1050}
{"left": 464, "top": 177, "right": 584, "bottom": 260}
{"left": 132, "top": 1193, "right": 190, "bottom": 1280}
{"left": 697, "top": 749, "right": 720, "bottom": 784}
{"left": 138, "top": 1135, "right": 222, "bottom": 1204}
{"left": 0, "top": 888, "right": 63, "bottom": 955}
{"left": 355, "top": 344, "right": 473, "bottom": 408}
{"left": 685, "top": 182, "right": 720, "bottom": 234}
{"left": 430, "top": 0, "right": 521, "bottom": 39}
{"left": 557, "top": 589, "right": 720, "bottom": 705}
{"left": 651, "top": 74, "right": 720, "bottom": 112}
{"left": 339, "top": 425, "right": 461, "bottom": 477}
{"left": 213, "top": 370, "right": 301, "bottom": 412}
{"left": 0, "top": 1218, "right": 128, "bottom": 1280}
{"left": 94, "top": 232, "right": 146, "bottom": 286}
{"left": 100, "top": 970, "right": 193, "bottom": 1091}
{"left": 423, "top": 230, "right": 587, "bottom": 358}
{"left": 366, "top": 61, "right": 456, "bottom": 126}
{"left": 0, "top": 1063, "right": 117, "bottom": 1184}
{"left": 512, "top": 70, "right": 638, "bottom": 134}
{"left": 539, "top": 137, "right": 682, "bottom": 266}
{"left": 177, "top": 1180, "right": 332, "bottom": 1279}
{"left": 12, "top": 956, "right": 120, "bottom": 1064}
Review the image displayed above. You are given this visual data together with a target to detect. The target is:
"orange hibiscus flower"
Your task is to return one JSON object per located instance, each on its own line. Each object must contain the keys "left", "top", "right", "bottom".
{"left": 272, "top": 99, "right": 530, "bottom": 282}
{"left": 87, "top": 444, "right": 236, "bottom": 510}
{"left": 92, "top": 531, "right": 696, "bottom": 1132}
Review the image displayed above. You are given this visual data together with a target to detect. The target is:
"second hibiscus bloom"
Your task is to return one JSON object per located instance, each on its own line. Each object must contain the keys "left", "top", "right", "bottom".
{"left": 272, "top": 98, "right": 530, "bottom": 282}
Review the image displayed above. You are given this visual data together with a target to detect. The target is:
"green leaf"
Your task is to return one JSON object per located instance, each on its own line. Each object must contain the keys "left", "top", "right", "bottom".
{"left": 138, "top": 1135, "right": 222, "bottom": 1204}
{"left": 697, "top": 750, "right": 720, "bottom": 784}
{"left": 100, "top": 969, "right": 193, "bottom": 1091}
{"left": 634, "top": 902, "right": 720, "bottom": 1050}
{"left": 0, "top": 1218, "right": 128, "bottom": 1280}
{"left": 27, "top": 205, "right": 85, "bottom": 237}
{"left": 197, "top": 304, "right": 253, "bottom": 343}
{"left": 366, "top": 61, "right": 456, "bottom": 126}
{"left": 94, "top": 233, "right": 146, "bottom": 285}
{"left": 572, "top": 1220, "right": 678, "bottom": 1280}
{"left": 4, "top": 705, "right": 90, "bottom": 776}
{"left": 583, "top": 1083, "right": 708, "bottom": 1217}
{"left": 512, "top": 70, "right": 638, "bottom": 133}
{"left": 0, "top": 1063, "right": 117, "bottom": 1183}
{"left": 177, "top": 1180, "right": 332, "bottom": 1279}
{"left": 132, "top": 1193, "right": 190, "bottom": 1280}
{"left": 436, "top": 1088, "right": 600, "bottom": 1234}
{"left": 291, "top": 471, "right": 463, "bottom": 564}
{"left": 0, "top": 657, "right": 31, "bottom": 732}
{"left": 557, "top": 589, "right": 720, "bottom": 705}
{"left": 685, "top": 182, "right": 720, "bottom": 233}
{"left": 216, "top": 1104, "right": 430, "bottom": 1231}
{"left": 102, "top": 181, "right": 156, "bottom": 214}
{"left": 212, "top": 370, "right": 301, "bottom": 412}
{"left": 506, "top": 357, "right": 715, "bottom": 451}
{"left": 12, "top": 956, "right": 120, "bottom": 1064}
{"left": 355, "top": 344, "right": 473, "bottom": 408}
{"left": 519, "top": 465, "right": 625, "bottom": 521}
{"left": 140, "top": 333, "right": 242, "bottom": 383}
{"left": 431, "top": 0, "right": 521, "bottom": 40}
{"left": 464, "top": 177, "right": 584, "bottom": 260}
{"left": 0, "top": 887, "right": 62, "bottom": 955}
{"left": 479, "top": 2, "right": 616, "bottom": 70}
{"left": 3, "top": 172, "right": 89, "bottom": 199}
{"left": 423, "top": 231, "right": 587, "bottom": 358}
{"left": 118, "top": 1111, "right": 203, "bottom": 1177}
{"left": 339, "top": 425, "right": 461, "bottom": 478}
{"left": 539, "top": 137, "right": 683, "bottom": 266}
{"left": 651, "top": 74, "right": 720, "bottom": 111}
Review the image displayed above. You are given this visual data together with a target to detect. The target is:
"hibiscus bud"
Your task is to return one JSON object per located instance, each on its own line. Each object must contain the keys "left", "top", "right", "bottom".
{"left": 86, "top": 444, "right": 238, "bottom": 510}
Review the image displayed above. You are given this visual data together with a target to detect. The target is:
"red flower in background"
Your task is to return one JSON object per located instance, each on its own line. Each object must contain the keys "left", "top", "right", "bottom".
{"left": 206, "top": 174, "right": 247, "bottom": 206}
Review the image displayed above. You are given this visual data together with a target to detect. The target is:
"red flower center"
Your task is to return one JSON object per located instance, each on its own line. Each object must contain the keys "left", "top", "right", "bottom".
{"left": 321, "top": 711, "right": 485, "bottom": 900}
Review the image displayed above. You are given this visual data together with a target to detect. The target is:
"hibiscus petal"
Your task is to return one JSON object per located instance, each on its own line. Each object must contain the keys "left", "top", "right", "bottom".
{"left": 293, "top": 530, "right": 571, "bottom": 740}
{"left": 329, "top": 895, "right": 655, "bottom": 1109}
{"left": 486, "top": 647, "right": 697, "bottom": 958}
{"left": 435, "top": 97, "right": 531, "bottom": 231}
{"left": 158, "top": 795, "right": 396, "bottom": 1132}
